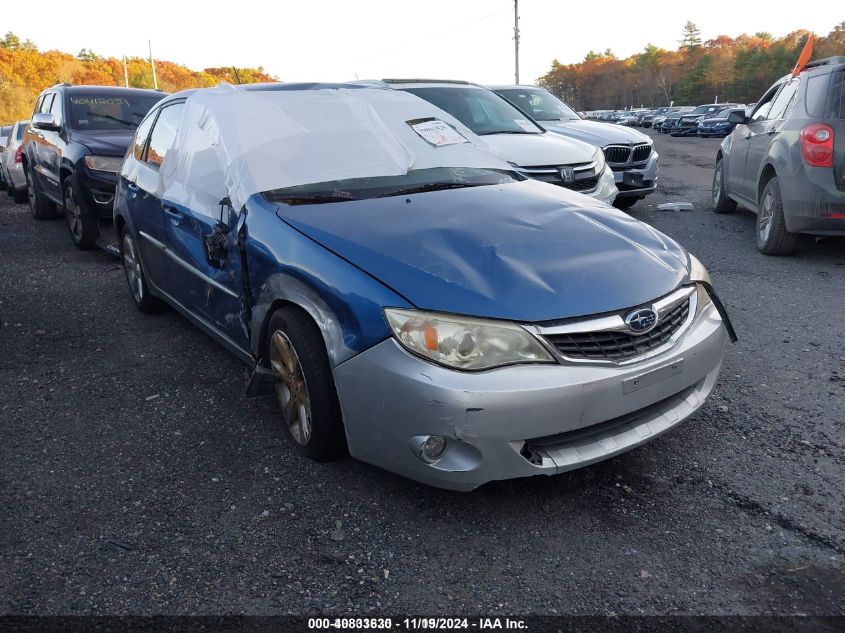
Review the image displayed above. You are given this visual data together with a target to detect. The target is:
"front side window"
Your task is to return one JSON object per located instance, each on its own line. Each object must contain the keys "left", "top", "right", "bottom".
{"left": 145, "top": 103, "right": 184, "bottom": 168}
{"left": 48, "top": 92, "right": 63, "bottom": 123}
{"left": 133, "top": 110, "right": 158, "bottom": 161}
{"left": 768, "top": 79, "right": 799, "bottom": 120}
{"left": 404, "top": 87, "right": 542, "bottom": 135}
{"left": 68, "top": 93, "right": 162, "bottom": 131}
{"left": 39, "top": 93, "right": 54, "bottom": 114}
{"left": 750, "top": 83, "right": 782, "bottom": 122}
{"left": 495, "top": 89, "right": 580, "bottom": 122}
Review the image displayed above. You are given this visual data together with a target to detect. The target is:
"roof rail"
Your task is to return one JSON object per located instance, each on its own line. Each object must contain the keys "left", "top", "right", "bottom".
{"left": 804, "top": 56, "right": 845, "bottom": 70}
{"left": 52, "top": 82, "right": 72, "bottom": 87}
{"left": 382, "top": 78, "right": 473, "bottom": 85}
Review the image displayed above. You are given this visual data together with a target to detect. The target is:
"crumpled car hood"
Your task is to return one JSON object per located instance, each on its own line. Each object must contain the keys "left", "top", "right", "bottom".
{"left": 542, "top": 119, "right": 651, "bottom": 146}
{"left": 70, "top": 130, "right": 134, "bottom": 156}
{"left": 275, "top": 180, "right": 691, "bottom": 323}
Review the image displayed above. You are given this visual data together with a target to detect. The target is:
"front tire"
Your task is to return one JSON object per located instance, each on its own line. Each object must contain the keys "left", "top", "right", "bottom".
{"left": 712, "top": 158, "right": 736, "bottom": 214}
{"left": 64, "top": 178, "right": 98, "bottom": 250}
{"left": 756, "top": 177, "right": 799, "bottom": 256}
{"left": 264, "top": 307, "right": 347, "bottom": 462}
{"left": 25, "top": 166, "right": 57, "bottom": 220}
{"left": 613, "top": 197, "right": 639, "bottom": 210}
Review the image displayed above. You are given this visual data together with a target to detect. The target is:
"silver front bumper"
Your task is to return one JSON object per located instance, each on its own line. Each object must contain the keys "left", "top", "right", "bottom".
{"left": 333, "top": 303, "right": 728, "bottom": 490}
{"left": 612, "top": 151, "right": 659, "bottom": 198}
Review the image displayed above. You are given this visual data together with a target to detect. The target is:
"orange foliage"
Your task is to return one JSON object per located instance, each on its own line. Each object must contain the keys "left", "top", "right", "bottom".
{"left": 0, "top": 37, "right": 277, "bottom": 122}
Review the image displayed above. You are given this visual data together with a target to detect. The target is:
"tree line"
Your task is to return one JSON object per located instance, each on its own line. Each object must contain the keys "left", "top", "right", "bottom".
{"left": 538, "top": 21, "right": 845, "bottom": 110}
{"left": 0, "top": 32, "right": 277, "bottom": 123}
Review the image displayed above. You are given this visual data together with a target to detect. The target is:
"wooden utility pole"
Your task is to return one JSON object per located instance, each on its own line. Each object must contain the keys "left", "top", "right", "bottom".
{"left": 149, "top": 40, "right": 158, "bottom": 90}
{"left": 513, "top": 0, "right": 520, "bottom": 84}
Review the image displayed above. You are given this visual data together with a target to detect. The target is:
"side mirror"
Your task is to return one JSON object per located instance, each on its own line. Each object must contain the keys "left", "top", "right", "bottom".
{"left": 727, "top": 111, "right": 747, "bottom": 124}
{"left": 32, "top": 112, "right": 60, "bottom": 131}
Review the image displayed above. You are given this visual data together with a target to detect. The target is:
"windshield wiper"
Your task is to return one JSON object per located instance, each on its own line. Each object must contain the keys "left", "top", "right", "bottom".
{"left": 477, "top": 130, "right": 537, "bottom": 135}
{"left": 376, "top": 182, "right": 481, "bottom": 198}
{"left": 87, "top": 113, "right": 137, "bottom": 127}
{"left": 278, "top": 192, "right": 358, "bottom": 205}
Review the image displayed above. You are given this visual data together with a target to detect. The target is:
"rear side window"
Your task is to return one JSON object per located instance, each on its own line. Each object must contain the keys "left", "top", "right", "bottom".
{"left": 804, "top": 74, "right": 830, "bottom": 118}
{"left": 145, "top": 103, "right": 184, "bottom": 168}
{"left": 829, "top": 70, "right": 845, "bottom": 119}
{"left": 15, "top": 124, "right": 26, "bottom": 140}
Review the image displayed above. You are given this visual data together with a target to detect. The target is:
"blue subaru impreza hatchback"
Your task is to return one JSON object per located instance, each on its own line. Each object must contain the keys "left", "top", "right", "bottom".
{"left": 114, "top": 83, "right": 734, "bottom": 490}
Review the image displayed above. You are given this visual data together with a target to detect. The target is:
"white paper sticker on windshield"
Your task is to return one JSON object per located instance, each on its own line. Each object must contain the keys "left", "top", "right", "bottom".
{"left": 513, "top": 118, "right": 537, "bottom": 132}
{"left": 408, "top": 118, "right": 469, "bottom": 146}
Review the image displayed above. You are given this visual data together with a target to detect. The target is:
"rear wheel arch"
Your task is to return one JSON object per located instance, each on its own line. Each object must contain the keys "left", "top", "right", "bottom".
{"left": 757, "top": 164, "right": 778, "bottom": 205}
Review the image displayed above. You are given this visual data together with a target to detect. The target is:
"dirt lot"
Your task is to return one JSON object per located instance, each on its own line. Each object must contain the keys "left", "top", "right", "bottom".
{"left": 0, "top": 130, "right": 843, "bottom": 616}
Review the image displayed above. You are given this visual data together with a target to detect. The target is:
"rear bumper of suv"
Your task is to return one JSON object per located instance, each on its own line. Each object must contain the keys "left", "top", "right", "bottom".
{"left": 781, "top": 167, "right": 845, "bottom": 236}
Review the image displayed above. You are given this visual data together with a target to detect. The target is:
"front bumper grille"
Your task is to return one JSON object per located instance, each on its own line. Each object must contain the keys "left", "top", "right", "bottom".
{"left": 519, "top": 162, "right": 600, "bottom": 193}
{"left": 537, "top": 287, "right": 695, "bottom": 363}
{"left": 604, "top": 143, "right": 651, "bottom": 167}
{"left": 632, "top": 144, "right": 651, "bottom": 162}
{"left": 604, "top": 146, "right": 631, "bottom": 164}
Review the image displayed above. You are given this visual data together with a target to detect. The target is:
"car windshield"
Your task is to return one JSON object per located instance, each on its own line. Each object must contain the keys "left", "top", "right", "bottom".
{"left": 692, "top": 105, "right": 722, "bottom": 115}
{"left": 494, "top": 88, "right": 580, "bottom": 122}
{"left": 264, "top": 167, "right": 519, "bottom": 205}
{"left": 403, "top": 86, "right": 543, "bottom": 135}
{"left": 68, "top": 93, "right": 162, "bottom": 131}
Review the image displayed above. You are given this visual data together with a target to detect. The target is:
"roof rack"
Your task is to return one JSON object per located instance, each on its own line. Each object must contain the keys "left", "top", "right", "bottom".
{"left": 805, "top": 56, "right": 845, "bottom": 70}
{"left": 382, "top": 78, "right": 473, "bottom": 85}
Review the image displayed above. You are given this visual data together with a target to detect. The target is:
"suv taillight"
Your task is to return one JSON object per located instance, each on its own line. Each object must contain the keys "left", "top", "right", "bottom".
{"left": 14, "top": 146, "right": 22, "bottom": 163}
{"left": 800, "top": 123, "right": 834, "bottom": 168}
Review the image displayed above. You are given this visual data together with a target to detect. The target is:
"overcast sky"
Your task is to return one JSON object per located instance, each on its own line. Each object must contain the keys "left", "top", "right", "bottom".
{"left": 4, "top": 1, "right": 842, "bottom": 84}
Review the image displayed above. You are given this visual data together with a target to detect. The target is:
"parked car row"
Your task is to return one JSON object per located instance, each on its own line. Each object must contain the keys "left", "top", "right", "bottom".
{"left": 0, "top": 123, "right": 30, "bottom": 202}
{"left": 585, "top": 104, "right": 751, "bottom": 138}
{"left": 10, "top": 78, "right": 737, "bottom": 491}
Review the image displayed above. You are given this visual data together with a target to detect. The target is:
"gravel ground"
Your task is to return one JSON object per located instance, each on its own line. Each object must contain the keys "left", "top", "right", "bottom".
{"left": 0, "top": 130, "right": 843, "bottom": 616}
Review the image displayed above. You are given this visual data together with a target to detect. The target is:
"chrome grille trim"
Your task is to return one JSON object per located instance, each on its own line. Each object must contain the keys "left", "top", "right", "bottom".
{"left": 603, "top": 143, "right": 652, "bottom": 167}
{"left": 528, "top": 286, "right": 697, "bottom": 366}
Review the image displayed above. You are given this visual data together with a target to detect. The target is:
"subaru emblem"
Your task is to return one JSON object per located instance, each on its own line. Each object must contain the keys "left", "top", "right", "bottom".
{"left": 560, "top": 166, "right": 575, "bottom": 184}
{"left": 625, "top": 308, "right": 658, "bottom": 334}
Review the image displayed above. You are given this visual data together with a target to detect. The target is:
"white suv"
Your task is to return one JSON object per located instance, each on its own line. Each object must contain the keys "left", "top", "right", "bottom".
{"left": 378, "top": 80, "right": 618, "bottom": 206}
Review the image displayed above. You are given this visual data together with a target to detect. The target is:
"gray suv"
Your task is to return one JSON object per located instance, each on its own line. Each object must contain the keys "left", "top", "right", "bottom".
{"left": 712, "top": 56, "right": 845, "bottom": 255}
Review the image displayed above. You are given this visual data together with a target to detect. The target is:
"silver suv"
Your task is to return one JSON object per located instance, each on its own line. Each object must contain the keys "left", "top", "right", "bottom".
{"left": 491, "top": 85, "right": 659, "bottom": 210}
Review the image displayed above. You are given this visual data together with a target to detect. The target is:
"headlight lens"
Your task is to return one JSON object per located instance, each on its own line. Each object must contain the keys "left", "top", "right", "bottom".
{"left": 84, "top": 155, "right": 123, "bottom": 173}
{"left": 384, "top": 308, "right": 554, "bottom": 371}
{"left": 689, "top": 254, "right": 713, "bottom": 316}
{"left": 592, "top": 148, "right": 606, "bottom": 174}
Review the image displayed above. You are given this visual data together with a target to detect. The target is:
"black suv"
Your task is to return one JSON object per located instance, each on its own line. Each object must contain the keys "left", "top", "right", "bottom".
{"left": 22, "top": 84, "right": 164, "bottom": 249}
{"left": 712, "top": 56, "right": 845, "bottom": 255}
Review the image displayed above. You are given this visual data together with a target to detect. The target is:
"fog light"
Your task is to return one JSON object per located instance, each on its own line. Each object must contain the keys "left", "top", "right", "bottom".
{"left": 421, "top": 435, "right": 447, "bottom": 462}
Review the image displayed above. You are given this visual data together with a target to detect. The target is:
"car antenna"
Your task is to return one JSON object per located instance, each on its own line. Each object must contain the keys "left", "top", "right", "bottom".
{"left": 232, "top": 67, "right": 242, "bottom": 85}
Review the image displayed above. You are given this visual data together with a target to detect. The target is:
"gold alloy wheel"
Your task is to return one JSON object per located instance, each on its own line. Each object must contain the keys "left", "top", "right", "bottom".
{"left": 270, "top": 330, "right": 313, "bottom": 446}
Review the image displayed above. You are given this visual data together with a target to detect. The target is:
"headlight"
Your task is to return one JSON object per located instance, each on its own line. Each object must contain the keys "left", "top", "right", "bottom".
{"left": 592, "top": 148, "right": 606, "bottom": 174}
{"left": 384, "top": 308, "right": 554, "bottom": 371}
{"left": 84, "top": 155, "right": 123, "bottom": 173}
{"left": 689, "top": 254, "right": 713, "bottom": 316}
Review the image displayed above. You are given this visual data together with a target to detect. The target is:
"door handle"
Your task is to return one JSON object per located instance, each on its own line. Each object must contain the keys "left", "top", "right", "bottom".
{"left": 163, "top": 206, "right": 182, "bottom": 222}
